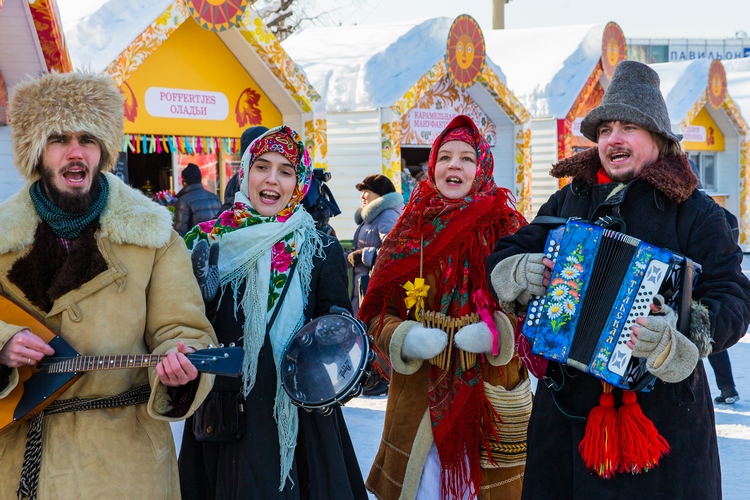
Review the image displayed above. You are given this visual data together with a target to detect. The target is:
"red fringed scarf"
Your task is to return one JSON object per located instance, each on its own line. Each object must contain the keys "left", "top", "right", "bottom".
{"left": 359, "top": 115, "right": 525, "bottom": 499}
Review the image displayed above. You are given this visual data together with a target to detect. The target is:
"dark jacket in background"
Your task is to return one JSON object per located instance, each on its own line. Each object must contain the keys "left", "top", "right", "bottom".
{"left": 173, "top": 183, "right": 222, "bottom": 236}
{"left": 487, "top": 148, "right": 750, "bottom": 499}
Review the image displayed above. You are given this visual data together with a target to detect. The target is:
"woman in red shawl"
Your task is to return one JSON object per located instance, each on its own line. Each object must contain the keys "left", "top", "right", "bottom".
{"left": 360, "top": 116, "right": 532, "bottom": 500}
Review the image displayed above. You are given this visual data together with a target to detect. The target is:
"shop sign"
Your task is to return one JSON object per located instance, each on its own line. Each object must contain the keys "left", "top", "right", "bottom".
{"left": 669, "top": 41, "right": 749, "bottom": 61}
{"left": 682, "top": 106, "right": 725, "bottom": 152}
{"left": 402, "top": 77, "right": 496, "bottom": 146}
{"left": 145, "top": 87, "right": 229, "bottom": 121}
{"left": 683, "top": 126, "right": 706, "bottom": 143}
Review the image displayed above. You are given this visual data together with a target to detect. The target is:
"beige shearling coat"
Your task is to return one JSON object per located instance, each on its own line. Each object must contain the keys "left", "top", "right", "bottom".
{"left": 0, "top": 173, "right": 216, "bottom": 499}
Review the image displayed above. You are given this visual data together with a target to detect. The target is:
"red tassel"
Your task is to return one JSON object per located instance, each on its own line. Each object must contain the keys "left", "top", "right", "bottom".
{"left": 618, "top": 390, "right": 670, "bottom": 474}
{"left": 578, "top": 384, "right": 619, "bottom": 478}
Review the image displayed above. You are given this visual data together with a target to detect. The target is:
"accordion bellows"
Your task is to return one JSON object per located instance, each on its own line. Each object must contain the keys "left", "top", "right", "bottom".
{"left": 522, "top": 220, "right": 699, "bottom": 390}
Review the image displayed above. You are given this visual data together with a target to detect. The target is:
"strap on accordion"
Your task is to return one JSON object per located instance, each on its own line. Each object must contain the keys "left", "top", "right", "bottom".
{"left": 676, "top": 258, "right": 694, "bottom": 337}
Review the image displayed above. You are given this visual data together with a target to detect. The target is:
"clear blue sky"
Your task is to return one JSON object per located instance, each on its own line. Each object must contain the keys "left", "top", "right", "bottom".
{"left": 313, "top": 0, "right": 750, "bottom": 40}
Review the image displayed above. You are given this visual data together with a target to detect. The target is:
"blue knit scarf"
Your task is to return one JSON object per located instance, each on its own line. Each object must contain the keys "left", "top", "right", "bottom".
{"left": 29, "top": 174, "right": 109, "bottom": 238}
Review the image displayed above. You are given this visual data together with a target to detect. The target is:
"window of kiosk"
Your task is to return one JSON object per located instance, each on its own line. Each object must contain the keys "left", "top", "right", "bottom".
{"left": 689, "top": 152, "right": 716, "bottom": 191}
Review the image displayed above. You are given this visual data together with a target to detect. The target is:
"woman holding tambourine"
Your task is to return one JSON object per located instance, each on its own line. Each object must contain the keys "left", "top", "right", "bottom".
{"left": 359, "top": 115, "right": 532, "bottom": 500}
{"left": 178, "top": 126, "right": 366, "bottom": 499}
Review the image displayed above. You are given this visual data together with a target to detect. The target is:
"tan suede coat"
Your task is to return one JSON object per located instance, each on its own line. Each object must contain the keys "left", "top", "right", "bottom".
{"left": 366, "top": 272, "right": 529, "bottom": 500}
{"left": 0, "top": 173, "right": 216, "bottom": 499}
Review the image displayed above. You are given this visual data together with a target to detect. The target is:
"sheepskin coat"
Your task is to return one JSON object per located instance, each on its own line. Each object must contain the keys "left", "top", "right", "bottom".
{"left": 487, "top": 148, "right": 750, "bottom": 499}
{"left": 366, "top": 270, "right": 529, "bottom": 500}
{"left": 350, "top": 192, "right": 403, "bottom": 312}
{"left": 0, "top": 173, "right": 217, "bottom": 499}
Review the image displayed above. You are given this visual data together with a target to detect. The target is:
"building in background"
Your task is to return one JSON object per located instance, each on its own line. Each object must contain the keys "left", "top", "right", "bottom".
{"left": 0, "top": 0, "right": 71, "bottom": 201}
{"left": 57, "top": 0, "right": 325, "bottom": 201}
{"left": 283, "top": 15, "right": 532, "bottom": 236}
{"left": 650, "top": 59, "right": 749, "bottom": 248}
{"left": 485, "top": 22, "right": 627, "bottom": 213}
{"left": 628, "top": 36, "right": 750, "bottom": 64}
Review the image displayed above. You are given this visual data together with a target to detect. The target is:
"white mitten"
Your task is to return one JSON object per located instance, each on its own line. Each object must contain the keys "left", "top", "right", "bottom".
{"left": 490, "top": 253, "right": 547, "bottom": 305}
{"left": 454, "top": 322, "right": 493, "bottom": 354}
{"left": 631, "top": 296, "right": 699, "bottom": 383}
{"left": 401, "top": 324, "right": 448, "bottom": 361}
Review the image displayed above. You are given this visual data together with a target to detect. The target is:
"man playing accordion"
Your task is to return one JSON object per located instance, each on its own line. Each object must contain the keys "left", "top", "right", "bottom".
{"left": 487, "top": 60, "right": 750, "bottom": 499}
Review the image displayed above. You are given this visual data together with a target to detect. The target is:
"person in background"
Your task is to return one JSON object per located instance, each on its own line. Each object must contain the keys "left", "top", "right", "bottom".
{"left": 349, "top": 174, "right": 403, "bottom": 314}
{"left": 178, "top": 125, "right": 367, "bottom": 499}
{"left": 360, "top": 115, "right": 530, "bottom": 499}
{"left": 487, "top": 61, "right": 750, "bottom": 498}
{"left": 173, "top": 163, "right": 221, "bottom": 236}
{"left": 0, "top": 71, "right": 216, "bottom": 499}
{"left": 350, "top": 174, "right": 403, "bottom": 397}
{"left": 689, "top": 159, "right": 742, "bottom": 405}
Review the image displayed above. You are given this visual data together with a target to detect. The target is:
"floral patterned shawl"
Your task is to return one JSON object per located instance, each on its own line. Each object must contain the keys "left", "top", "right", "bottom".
{"left": 359, "top": 115, "right": 525, "bottom": 499}
{"left": 184, "top": 125, "right": 322, "bottom": 490}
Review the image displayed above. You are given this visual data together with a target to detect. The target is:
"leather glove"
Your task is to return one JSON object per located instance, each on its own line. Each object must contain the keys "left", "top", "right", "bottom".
{"left": 401, "top": 323, "right": 448, "bottom": 361}
{"left": 631, "top": 295, "right": 699, "bottom": 383}
{"left": 348, "top": 249, "right": 364, "bottom": 267}
{"left": 191, "top": 239, "right": 220, "bottom": 303}
{"left": 490, "top": 253, "right": 547, "bottom": 305}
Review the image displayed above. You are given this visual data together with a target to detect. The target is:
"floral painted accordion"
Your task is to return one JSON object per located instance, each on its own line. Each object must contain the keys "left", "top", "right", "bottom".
{"left": 522, "top": 220, "right": 700, "bottom": 390}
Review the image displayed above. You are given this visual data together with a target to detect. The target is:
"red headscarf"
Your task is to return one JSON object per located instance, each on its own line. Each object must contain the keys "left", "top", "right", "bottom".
{"left": 359, "top": 115, "right": 525, "bottom": 499}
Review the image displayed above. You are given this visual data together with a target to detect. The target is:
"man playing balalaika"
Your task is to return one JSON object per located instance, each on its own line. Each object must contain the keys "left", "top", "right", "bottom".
{"left": 487, "top": 60, "right": 750, "bottom": 499}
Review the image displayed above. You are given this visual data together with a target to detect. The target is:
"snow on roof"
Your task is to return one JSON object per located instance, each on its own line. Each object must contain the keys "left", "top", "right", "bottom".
{"left": 723, "top": 59, "right": 750, "bottom": 120}
{"left": 57, "top": 0, "right": 173, "bottom": 72}
{"left": 283, "top": 18, "right": 467, "bottom": 112}
{"left": 650, "top": 59, "right": 711, "bottom": 123}
{"left": 483, "top": 24, "right": 603, "bottom": 119}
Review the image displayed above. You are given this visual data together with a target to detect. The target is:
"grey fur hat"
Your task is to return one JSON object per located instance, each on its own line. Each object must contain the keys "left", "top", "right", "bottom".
{"left": 8, "top": 71, "right": 124, "bottom": 181}
{"left": 580, "top": 60, "right": 682, "bottom": 143}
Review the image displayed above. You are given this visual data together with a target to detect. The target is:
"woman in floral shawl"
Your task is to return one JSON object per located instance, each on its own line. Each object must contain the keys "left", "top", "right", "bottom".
{"left": 359, "top": 115, "right": 532, "bottom": 500}
{"left": 178, "top": 125, "right": 367, "bottom": 500}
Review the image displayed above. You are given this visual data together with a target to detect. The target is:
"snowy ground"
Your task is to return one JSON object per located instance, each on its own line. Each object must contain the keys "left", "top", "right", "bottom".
{"left": 172, "top": 335, "right": 750, "bottom": 499}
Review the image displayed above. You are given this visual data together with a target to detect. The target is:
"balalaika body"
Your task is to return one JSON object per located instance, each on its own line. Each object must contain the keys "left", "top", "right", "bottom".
{"left": 522, "top": 220, "right": 701, "bottom": 390}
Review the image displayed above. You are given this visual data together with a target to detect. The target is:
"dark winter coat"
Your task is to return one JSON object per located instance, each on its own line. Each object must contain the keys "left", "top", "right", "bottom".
{"left": 173, "top": 183, "right": 222, "bottom": 236}
{"left": 178, "top": 233, "right": 367, "bottom": 500}
{"left": 350, "top": 192, "right": 403, "bottom": 312}
{"left": 487, "top": 147, "right": 750, "bottom": 499}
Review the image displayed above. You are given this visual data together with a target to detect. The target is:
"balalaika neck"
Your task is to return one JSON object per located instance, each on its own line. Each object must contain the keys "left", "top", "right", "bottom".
{"left": 44, "top": 355, "right": 167, "bottom": 374}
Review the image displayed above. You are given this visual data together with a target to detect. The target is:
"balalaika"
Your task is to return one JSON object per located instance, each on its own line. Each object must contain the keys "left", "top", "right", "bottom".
{"left": 522, "top": 220, "right": 700, "bottom": 390}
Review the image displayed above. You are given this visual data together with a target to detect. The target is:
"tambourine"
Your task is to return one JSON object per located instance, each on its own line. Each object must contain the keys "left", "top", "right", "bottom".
{"left": 281, "top": 307, "right": 374, "bottom": 414}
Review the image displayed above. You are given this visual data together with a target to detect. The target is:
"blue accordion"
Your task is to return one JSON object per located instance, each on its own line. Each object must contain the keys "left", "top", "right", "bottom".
{"left": 522, "top": 220, "right": 700, "bottom": 390}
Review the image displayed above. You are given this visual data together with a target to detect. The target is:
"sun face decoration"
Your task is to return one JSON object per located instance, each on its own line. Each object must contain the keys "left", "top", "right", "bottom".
{"left": 446, "top": 15, "right": 485, "bottom": 90}
{"left": 187, "top": 0, "right": 249, "bottom": 32}
{"left": 708, "top": 59, "right": 727, "bottom": 109}
{"left": 601, "top": 22, "right": 626, "bottom": 79}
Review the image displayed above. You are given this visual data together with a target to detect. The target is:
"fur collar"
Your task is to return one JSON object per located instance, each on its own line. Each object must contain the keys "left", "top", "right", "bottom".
{"left": 0, "top": 172, "right": 173, "bottom": 254}
{"left": 355, "top": 192, "right": 403, "bottom": 225}
{"left": 550, "top": 147, "right": 698, "bottom": 204}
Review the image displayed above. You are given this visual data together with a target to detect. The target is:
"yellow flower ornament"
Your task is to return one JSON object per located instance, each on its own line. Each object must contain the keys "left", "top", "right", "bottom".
{"left": 403, "top": 278, "right": 430, "bottom": 321}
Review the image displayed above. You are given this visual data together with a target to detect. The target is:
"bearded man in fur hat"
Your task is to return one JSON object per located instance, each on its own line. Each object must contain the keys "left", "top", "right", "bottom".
{"left": 487, "top": 60, "right": 750, "bottom": 498}
{"left": 0, "top": 72, "right": 217, "bottom": 499}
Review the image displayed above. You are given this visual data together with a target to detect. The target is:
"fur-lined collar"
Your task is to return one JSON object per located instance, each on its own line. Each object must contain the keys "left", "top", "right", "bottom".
{"left": 355, "top": 192, "right": 403, "bottom": 225}
{"left": 0, "top": 172, "right": 173, "bottom": 254}
{"left": 550, "top": 147, "right": 698, "bottom": 204}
